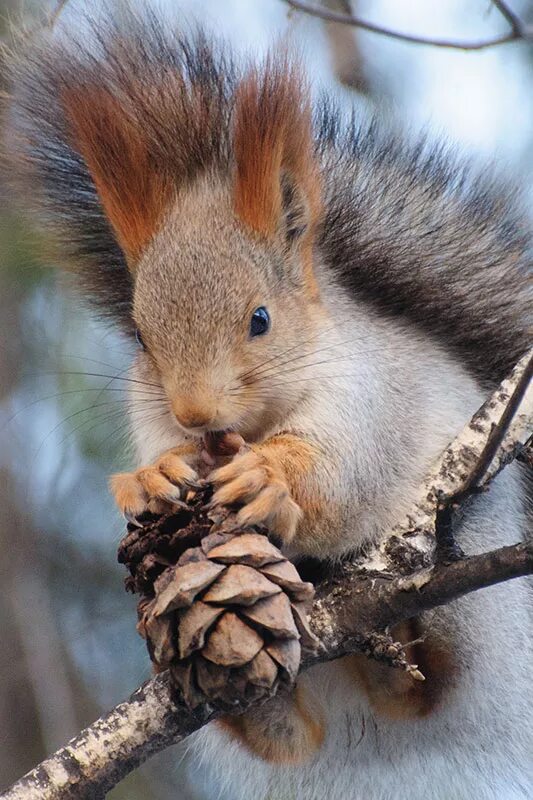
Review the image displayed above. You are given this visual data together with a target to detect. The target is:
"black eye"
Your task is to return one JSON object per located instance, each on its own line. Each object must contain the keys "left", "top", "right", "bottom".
{"left": 135, "top": 328, "right": 146, "bottom": 350}
{"left": 250, "top": 307, "right": 270, "bottom": 337}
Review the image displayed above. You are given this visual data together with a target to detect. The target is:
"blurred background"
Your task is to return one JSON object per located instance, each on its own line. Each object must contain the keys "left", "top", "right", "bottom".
{"left": 0, "top": 1, "right": 531, "bottom": 797}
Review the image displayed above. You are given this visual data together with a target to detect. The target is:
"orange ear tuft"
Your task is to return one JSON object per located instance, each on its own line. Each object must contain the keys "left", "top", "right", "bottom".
{"left": 61, "top": 85, "right": 173, "bottom": 265}
{"left": 233, "top": 59, "right": 321, "bottom": 243}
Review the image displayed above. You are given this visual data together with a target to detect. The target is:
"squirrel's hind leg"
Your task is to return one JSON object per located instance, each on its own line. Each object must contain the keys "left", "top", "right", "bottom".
{"left": 218, "top": 684, "right": 326, "bottom": 764}
{"left": 347, "top": 620, "right": 457, "bottom": 720}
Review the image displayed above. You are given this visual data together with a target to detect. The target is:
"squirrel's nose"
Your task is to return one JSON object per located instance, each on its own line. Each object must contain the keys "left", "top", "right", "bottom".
{"left": 172, "top": 400, "right": 215, "bottom": 431}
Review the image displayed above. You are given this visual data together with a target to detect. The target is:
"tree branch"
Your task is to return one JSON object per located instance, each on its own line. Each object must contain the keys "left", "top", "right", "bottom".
{"left": 2, "top": 539, "right": 532, "bottom": 800}
{"left": 490, "top": 1, "right": 525, "bottom": 37}
{"left": 283, "top": 0, "right": 533, "bottom": 50}
{"left": 457, "top": 351, "right": 533, "bottom": 494}
{"left": 2, "top": 348, "right": 531, "bottom": 799}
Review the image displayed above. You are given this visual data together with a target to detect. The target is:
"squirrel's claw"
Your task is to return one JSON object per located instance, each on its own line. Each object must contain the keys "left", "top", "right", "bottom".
{"left": 110, "top": 451, "right": 199, "bottom": 521}
{"left": 208, "top": 449, "right": 302, "bottom": 547}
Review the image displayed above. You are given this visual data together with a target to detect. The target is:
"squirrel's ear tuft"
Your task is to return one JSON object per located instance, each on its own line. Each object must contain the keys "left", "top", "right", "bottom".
{"left": 233, "top": 58, "right": 321, "bottom": 253}
{"left": 60, "top": 85, "right": 173, "bottom": 266}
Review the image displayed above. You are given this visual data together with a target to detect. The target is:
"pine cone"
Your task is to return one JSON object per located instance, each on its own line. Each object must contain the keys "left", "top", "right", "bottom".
{"left": 118, "top": 495, "right": 318, "bottom": 709}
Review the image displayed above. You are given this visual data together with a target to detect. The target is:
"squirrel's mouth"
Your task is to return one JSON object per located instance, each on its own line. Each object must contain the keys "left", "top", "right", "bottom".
{"left": 170, "top": 400, "right": 261, "bottom": 442}
{"left": 175, "top": 418, "right": 243, "bottom": 438}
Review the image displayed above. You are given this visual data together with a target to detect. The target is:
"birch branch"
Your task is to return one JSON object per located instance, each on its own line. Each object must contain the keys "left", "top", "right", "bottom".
{"left": 2, "top": 348, "right": 532, "bottom": 800}
{"left": 3, "top": 540, "right": 532, "bottom": 800}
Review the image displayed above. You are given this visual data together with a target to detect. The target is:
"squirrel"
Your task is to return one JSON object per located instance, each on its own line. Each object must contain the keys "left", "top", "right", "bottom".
{"left": 4, "top": 9, "right": 532, "bottom": 800}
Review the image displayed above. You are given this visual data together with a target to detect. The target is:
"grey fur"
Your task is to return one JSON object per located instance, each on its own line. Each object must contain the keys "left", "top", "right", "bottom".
{"left": 3, "top": 13, "right": 530, "bottom": 382}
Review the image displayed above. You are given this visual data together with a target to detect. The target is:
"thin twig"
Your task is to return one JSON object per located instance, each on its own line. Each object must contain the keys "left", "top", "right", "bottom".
{"left": 284, "top": 0, "right": 533, "bottom": 50}
{"left": 459, "top": 351, "right": 533, "bottom": 494}
{"left": 48, "top": 0, "right": 69, "bottom": 29}
{"left": 490, "top": 0, "right": 524, "bottom": 35}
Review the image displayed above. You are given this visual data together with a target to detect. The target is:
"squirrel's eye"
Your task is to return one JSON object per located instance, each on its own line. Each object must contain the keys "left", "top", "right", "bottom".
{"left": 250, "top": 307, "right": 270, "bottom": 337}
{"left": 135, "top": 329, "right": 146, "bottom": 350}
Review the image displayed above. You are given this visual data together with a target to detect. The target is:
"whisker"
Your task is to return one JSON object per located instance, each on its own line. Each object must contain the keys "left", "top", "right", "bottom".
{"left": 79, "top": 361, "right": 156, "bottom": 428}
{"left": 30, "top": 370, "right": 164, "bottom": 389}
{"left": 58, "top": 354, "right": 135, "bottom": 372}
{"left": 34, "top": 397, "right": 167, "bottom": 456}
{"left": 57, "top": 405, "right": 170, "bottom": 452}
{"left": 0, "top": 387, "right": 166, "bottom": 433}
{"left": 89, "top": 362, "right": 137, "bottom": 409}
{"left": 237, "top": 312, "right": 356, "bottom": 383}
{"left": 235, "top": 303, "right": 387, "bottom": 385}
{"left": 100, "top": 405, "right": 179, "bottom": 452}
{"left": 257, "top": 351, "right": 370, "bottom": 383}
{"left": 232, "top": 336, "right": 413, "bottom": 394}
{"left": 236, "top": 327, "right": 385, "bottom": 387}
{"left": 230, "top": 373, "right": 385, "bottom": 407}
{"left": 55, "top": 407, "right": 130, "bottom": 450}
{"left": 266, "top": 374, "right": 375, "bottom": 392}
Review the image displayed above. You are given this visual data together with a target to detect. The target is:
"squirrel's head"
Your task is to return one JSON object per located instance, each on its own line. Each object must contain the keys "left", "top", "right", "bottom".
{"left": 58, "top": 55, "right": 324, "bottom": 439}
{"left": 133, "top": 176, "right": 323, "bottom": 439}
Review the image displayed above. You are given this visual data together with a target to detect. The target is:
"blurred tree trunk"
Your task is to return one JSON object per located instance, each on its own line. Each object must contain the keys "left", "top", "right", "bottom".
{"left": 323, "top": 0, "right": 369, "bottom": 93}
{"left": 0, "top": 247, "right": 78, "bottom": 785}
{"left": 0, "top": 537, "right": 43, "bottom": 785}
{"left": 0, "top": 274, "right": 41, "bottom": 785}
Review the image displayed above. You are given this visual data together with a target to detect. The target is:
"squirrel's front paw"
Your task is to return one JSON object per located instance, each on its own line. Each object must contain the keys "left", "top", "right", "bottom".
{"left": 208, "top": 448, "right": 302, "bottom": 547}
{"left": 110, "top": 450, "right": 199, "bottom": 522}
